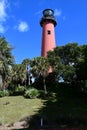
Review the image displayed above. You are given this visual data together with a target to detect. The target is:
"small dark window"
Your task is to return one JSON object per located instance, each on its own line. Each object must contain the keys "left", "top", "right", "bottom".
{"left": 47, "top": 30, "right": 51, "bottom": 34}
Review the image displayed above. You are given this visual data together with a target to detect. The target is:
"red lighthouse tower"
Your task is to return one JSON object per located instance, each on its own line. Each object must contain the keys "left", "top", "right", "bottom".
{"left": 40, "top": 9, "right": 57, "bottom": 57}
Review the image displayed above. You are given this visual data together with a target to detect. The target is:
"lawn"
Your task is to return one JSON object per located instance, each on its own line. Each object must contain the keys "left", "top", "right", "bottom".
{"left": 0, "top": 96, "right": 45, "bottom": 125}
{"left": 39, "top": 86, "right": 87, "bottom": 128}
{"left": 0, "top": 87, "right": 87, "bottom": 129}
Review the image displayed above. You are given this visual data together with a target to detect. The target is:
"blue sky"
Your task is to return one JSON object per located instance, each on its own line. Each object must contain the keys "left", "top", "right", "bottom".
{"left": 0, "top": 0, "right": 87, "bottom": 63}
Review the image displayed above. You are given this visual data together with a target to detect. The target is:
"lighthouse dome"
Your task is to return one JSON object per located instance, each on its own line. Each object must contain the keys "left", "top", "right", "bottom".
{"left": 43, "top": 9, "right": 54, "bottom": 17}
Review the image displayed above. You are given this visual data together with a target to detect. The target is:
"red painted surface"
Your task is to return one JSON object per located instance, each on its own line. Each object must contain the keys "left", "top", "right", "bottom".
{"left": 41, "top": 22, "right": 56, "bottom": 57}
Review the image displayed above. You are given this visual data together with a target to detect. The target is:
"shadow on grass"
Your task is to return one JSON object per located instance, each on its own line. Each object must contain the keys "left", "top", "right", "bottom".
{"left": 13, "top": 85, "right": 87, "bottom": 130}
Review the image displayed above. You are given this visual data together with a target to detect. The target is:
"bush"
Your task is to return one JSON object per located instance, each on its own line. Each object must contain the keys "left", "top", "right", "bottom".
{"left": 38, "top": 90, "right": 44, "bottom": 98}
{"left": 9, "top": 85, "right": 25, "bottom": 96}
{"left": 24, "top": 88, "right": 39, "bottom": 99}
{"left": 0, "top": 90, "right": 9, "bottom": 97}
{"left": 14, "top": 85, "right": 25, "bottom": 95}
{"left": 8, "top": 84, "right": 16, "bottom": 95}
{"left": 16, "top": 85, "right": 25, "bottom": 92}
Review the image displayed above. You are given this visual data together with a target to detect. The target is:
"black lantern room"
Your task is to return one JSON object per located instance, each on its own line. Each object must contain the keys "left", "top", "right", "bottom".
{"left": 40, "top": 9, "right": 57, "bottom": 27}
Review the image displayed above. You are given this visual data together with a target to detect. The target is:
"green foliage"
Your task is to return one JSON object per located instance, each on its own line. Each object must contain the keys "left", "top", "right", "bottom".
{"left": 0, "top": 37, "right": 14, "bottom": 90}
{"left": 24, "top": 88, "right": 39, "bottom": 99}
{"left": 14, "top": 85, "right": 25, "bottom": 95}
{"left": 8, "top": 85, "right": 25, "bottom": 96}
{"left": 47, "top": 43, "right": 85, "bottom": 84}
{"left": 12, "top": 64, "right": 26, "bottom": 86}
{"left": 76, "top": 45, "right": 87, "bottom": 81}
{"left": 38, "top": 90, "right": 45, "bottom": 98}
{"left": 8, "top": 84, "right": 16, "bottom": 95}
{"left": 30, "top": 57, "right": 50, "bottom": 77}
{"left": 22, "top": 58, "right": 30, "bottom": 86}
{"left": 15, "top": 85, "right": 25, "bottom": 92}
{"left": 0, "top": 90, "right": 9, "bottom": 97}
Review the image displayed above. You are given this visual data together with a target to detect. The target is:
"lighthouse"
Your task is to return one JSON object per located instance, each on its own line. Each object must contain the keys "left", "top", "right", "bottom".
{"left": 40, "top": 9, "right": 57, "bottom": 57}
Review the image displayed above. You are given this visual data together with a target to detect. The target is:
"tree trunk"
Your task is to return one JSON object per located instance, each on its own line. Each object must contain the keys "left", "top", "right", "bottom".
{"left": 43, "top": 78, "right": 47, "bottom": 94}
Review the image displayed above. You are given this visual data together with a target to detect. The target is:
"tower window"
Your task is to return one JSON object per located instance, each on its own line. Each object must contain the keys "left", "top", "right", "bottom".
{"left": 47, "top": 30, "right": 51, "bottom": 34}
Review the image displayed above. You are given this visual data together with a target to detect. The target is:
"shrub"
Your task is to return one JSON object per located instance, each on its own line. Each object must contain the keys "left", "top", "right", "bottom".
{"left": 8, "top": 84, "right": 26, "bottom": 96}
{"left": 24, "top": 88, "right": 39, "bottom": 99}
{"left": 16, "top": 85, "right": 25, "bottom": 92}
{"left": 14, "top": 85, "right": 25, "bottom": 95}
{"left": 9, "top": 85, "right": 25, "bottom": 96}
{"left": 8, "top": 84, "right": 16, "bottom": 95}
{"left": 38, "top": 90, "right": 44, "bottom": 98}
{"left": 0, "top": 90, "right": 9, "bottom": 97}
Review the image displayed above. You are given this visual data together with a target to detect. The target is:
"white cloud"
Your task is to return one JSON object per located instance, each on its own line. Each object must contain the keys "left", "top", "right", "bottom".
{"left": 16, "top": 21, "right": 29, "bottom": 32}
{"left": 0, "top": 0, "right": 9, "bottom": 33}
{"left": 0, "top": 0, "right": 9, "bottom": 22}
{"left": 54, "top": 9, "right": 62, "bottom": 17}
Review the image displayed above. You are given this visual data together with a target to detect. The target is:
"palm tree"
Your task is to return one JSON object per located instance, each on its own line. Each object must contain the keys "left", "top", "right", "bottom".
{"left": 12, "top": 64, "right": 26, "bottom": 86}
{"left": 0, "top": 37, "right": 14, "bottom": 90}
{"left": 30, "top": 57, "right": 50, "bottom": 94}
{"left": 22, "top": 58, "right": 30, "bottom": 86}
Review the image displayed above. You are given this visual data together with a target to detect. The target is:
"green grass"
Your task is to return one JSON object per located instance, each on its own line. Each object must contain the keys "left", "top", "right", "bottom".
{"left": 0, "top": 96, "right": 45, "bottom": 125}
{"left": 1, "top": 87, "right": 87, "bottom": 128}
{"left": 40, "top": 87, "right": 87, "bottom": 127}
